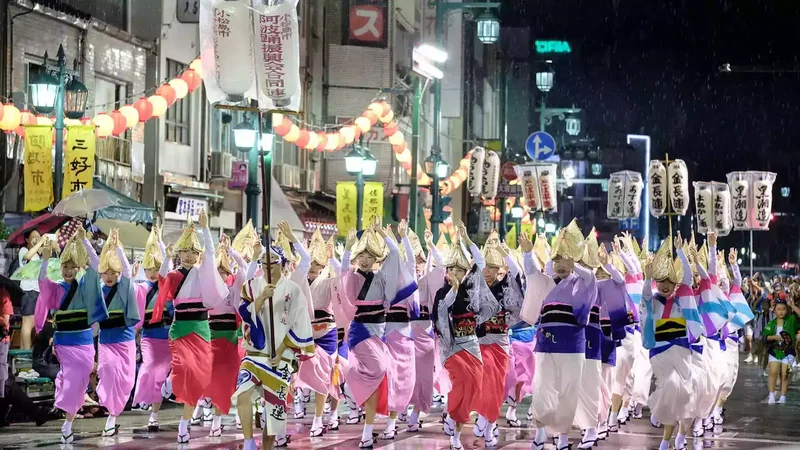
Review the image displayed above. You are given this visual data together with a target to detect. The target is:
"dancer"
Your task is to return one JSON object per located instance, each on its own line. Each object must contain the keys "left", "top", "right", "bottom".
{"left": 131, "top": 226, "right": 172, "bottom": 431}
{"left": 235, "top": 244, "right": 314, "bottom": 450}
{"left": 340, "top": 217, "right": 417, "bottom": 448}
{"left": 466, "top": 227, "right": 523, "bottom": 448}
{"left": 202, "top": 234, "right": 256, "bottom": 436}
{"left": 35, "top": 235, "right": 107, "bottom": 444}
{"left": 379, "top": 220, "right": 422, "bottom": 440}
{"left": 82, "top": 228, "right": 139, "bottom": 437}
{"left": 642, "top": 235, "right": 705, "bottom": 450}
{"left": 406, "top": 228, "right": 445, "bottom": 432}
{"left": 520, "top": 220, "right": 596, "bottom": 450}
{"left": 433, "top": 235, "right": 499, "bottom": 450}
{"left": 294, "top": 228, "right": 344, "bottom": 436}
{"left": 148, "top": 211, "right": 228, "bottom": 444}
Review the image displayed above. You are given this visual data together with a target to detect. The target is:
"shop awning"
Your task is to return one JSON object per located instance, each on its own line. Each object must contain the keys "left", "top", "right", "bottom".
{"left": 94, "top": 219, "right": 152, "bottom": 250}
{"left": 270, "top": 176, "right": 305, "bottom": 238}
{"left": 93, "top": 178, "right": 155, "bottom": 224}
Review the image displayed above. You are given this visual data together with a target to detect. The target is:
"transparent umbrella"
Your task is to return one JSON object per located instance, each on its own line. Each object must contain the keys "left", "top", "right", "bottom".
{"left": 53, "top": 189, "right": 120, "bottom": 218}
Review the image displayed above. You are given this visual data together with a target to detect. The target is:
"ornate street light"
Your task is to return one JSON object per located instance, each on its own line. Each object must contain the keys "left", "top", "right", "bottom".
{"left": 362, "top": 149, "right": 377, "bottom": 177}
{"left": 535, "top": 61, "right": 555, "bottom": 93}
{"left": 475, "top": 10, "right": 500, "bottom": 44}
{"left": 233, "top": 116, "right": 257, "bottom": 151}
{"left": 565, "top": 114, "right": 581, "bottom": 136}
{"left": 510, "top": 205, "right": 524, "bottom": 219}
{"left": 345, "top": 148, "right": 365, "bottom": 175}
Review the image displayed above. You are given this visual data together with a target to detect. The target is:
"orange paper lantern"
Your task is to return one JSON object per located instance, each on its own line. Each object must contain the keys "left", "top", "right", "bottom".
{"left": 181, "top": 69, "right": 202, "bottom": 92}
{"left": 383, "top": 121, "right": 398, "bottom": 137}
{"left": 354, "top": 116, "right": 371, "bottom": 133}
{"left": 0, "top": 103, "right": 21, "bottom": 133}
{"left": 305, "top": 132, "right": 320, "bottom": 150}
{"left": 156, "top": 84, "right": 177, "bottom": 106}
{"left": 274, "top": 117, "right": 292, "bottom": 136}
{"left": 340, "top": 125, "right": 356, "bottom": 144}
{"left": 133, "top": 97, "right": 153, "bottom": 122}
{"left": 294, "top": 130, "right": 310, "bottom": 148}
{"left": 109, "top": 110, "right": 127, "bottom": 136}
{"left": 13, "top": 110, "right": 36, "bottom": 137}
{"left": 315, "top": 133, "right": 328, "bottom": 151}
{"left": 363, "top": 110, "right": 378, "bottom": 126}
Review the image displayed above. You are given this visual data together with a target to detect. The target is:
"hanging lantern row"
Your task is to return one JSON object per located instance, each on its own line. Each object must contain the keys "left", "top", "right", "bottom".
{"left": 0, "top": 58, "right": 204, "bottom": 139}
{"left": 271, "top": 100, "right": 475, "bottom": 194}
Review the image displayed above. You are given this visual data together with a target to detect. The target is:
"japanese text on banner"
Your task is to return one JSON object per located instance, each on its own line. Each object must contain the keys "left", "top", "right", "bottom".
{"left": 362, "top": 182, "right": 384, "bottom": 227}
{"left": 62, "top": 125, "right": 96, "bottom": 195}
{"left": 23, "top": 125, "right": 54, "bottom": 212}
{"left": 336, "top": 182, "right": 357, "bottom": 236}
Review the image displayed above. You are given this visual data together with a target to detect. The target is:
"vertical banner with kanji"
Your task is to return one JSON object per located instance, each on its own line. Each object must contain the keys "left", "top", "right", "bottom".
{"left": 336, "top": 182, "right": 357, "bottom": 236}
{"left": 362, "top": 181, "right": 384, "bottom": 226}
{"left": 62, "top": 125, "right": 96, "bottom": 195}
{"left": 23, "top": 125, "right": 54, "bottom": 211}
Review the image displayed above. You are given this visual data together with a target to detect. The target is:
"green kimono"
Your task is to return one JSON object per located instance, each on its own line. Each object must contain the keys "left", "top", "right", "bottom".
{"left": 763, "top": 314, "right": 799, "bottom": 360}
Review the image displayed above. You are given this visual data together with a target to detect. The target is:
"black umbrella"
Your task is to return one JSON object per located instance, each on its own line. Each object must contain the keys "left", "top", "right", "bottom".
{"left": 0, "top": 273, "right": 24, "bottom": 307}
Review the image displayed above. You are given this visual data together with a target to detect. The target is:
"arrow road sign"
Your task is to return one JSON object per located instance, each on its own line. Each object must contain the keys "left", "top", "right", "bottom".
{"left": 525, "top": 131, "right": 556, "bottom": 161}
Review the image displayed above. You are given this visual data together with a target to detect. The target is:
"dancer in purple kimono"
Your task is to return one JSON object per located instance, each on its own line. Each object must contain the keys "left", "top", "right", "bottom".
{"left": 35, "top": 234, "right": 107, "bottom": 444}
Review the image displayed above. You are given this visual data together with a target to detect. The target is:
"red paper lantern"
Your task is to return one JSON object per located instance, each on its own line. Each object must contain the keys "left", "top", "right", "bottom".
{"left": 110, "top": 110, "right": 127, "bottom": 136}
{"left": 133, "top": 97, "right": 153, "bottom": 122}
{"left": 274, "top": 118, "right": 292, "bottom": 136}
{"left": 294, "top": 130, "right": 310, "bottom": 148}
{"left": 378, "top": 101, "right": 391, "bottom": 117}
{"left": 315, "top": 133, "right": 328, "bottom": 151}
{"left": 383, "top": 121, "right": 398, "bottom": 137}
{"left": 363, "top": 110, "right": 378, "bottom": 126}
{"left": 392, "top": 144, "right": 405, "bottom": 154}
{"left": 181, "top": 69, "right": 202, "bottom": 92}
{"left": 155, "top": 84, "right": 177, "bottom": 106}
{"left": 13, "top": 110, "right": 35, "bottom": 137}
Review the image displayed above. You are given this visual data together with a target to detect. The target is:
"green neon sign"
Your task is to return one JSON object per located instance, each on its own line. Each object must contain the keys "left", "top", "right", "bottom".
{"left": 535, "top": 40, "right": 572, "bottom": 54}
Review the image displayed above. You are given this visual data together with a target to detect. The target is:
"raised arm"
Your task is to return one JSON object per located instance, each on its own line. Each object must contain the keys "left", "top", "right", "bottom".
{"left": 573, "top": 263, "right": 595, "bottom": 282}
{"left": 729, "top": 249, "right": 742, "bottom": 287}
{"left": 159, "top": 244, "right": 173, "bottom": 278}
{"left": 114, "top": 230, "right": 132, "bottom": 278}
{"left": 79, "top": 227, "right": 99, "bottom": 270}
{"left": 676, "top": 246, "right": 694, "bottom": 287}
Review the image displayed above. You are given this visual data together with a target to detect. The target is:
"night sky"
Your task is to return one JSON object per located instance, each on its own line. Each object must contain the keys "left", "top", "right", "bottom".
{"left": 498, "top": 0, "right": 800, "bottom": 266}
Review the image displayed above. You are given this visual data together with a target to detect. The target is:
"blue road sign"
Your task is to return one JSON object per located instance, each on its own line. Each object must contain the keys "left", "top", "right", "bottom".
{"left": 619, "top": 218, "right": 640, "bottom": 231}
{"left": 525, "top": 131, "right": 556, "bottom": 161}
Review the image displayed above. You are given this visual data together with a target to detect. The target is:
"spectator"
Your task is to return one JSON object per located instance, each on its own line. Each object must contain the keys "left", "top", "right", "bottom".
{"left": 18, "top": 230, "right": 44, "bottom": 350}
{"left": 1, "top": 286, "right": 12, "bottom": 386}
{"left": 31, "top": 314, "right": 59, "bottom": 381}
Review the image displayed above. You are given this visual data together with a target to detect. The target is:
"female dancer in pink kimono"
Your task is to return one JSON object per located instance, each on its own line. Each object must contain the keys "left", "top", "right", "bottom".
{"left": 340, "top": 218, "right": 417, "bottom": 448}
{"left": 35, "top": 235, "right": 107, "bottom": 444}
{"left": 82, "top": 228, "right": 140, "bottom": 437}
{"left": 131, "top": 226, "right": 172, "bottom": 431}
{"left": 405, "top": 228, "right": 445, "bottom": 432}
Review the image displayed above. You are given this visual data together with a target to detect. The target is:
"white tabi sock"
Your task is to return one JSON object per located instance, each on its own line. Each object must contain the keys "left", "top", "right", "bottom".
{"left": 476, "top": 414, "right": 487, "bottom": 429}
{"left": 202, "top": 407, "right": 212, "bottom": 419}
{"left": 693, "top": 418, "right": 703, "bottom": 433}
{"left": 361, "top": 424, "right": 373, "bottom": 442}
{"left": 295, "top": 400, "right": 304, "bottom": 414}
{"left": 192, "top": 405, "right": 202, "bottom": 420}
{"left": 534, "top": 427, "right": 546, "bottom": 443}
{"left": 178, "top": 418, "right": 189, "bottom": 435}
{"left": 619, "top": 407, "right": 629, "bottom": 419}
{"left": 211, "top": 415, "right": 222, "bottom": 430}
{"left": 408, "top": 410, "right": 420, "bottom": 425}
{"left": 312, "top": 415, "right": 323, "bottom": 429}
{"left": 557, "top": 433, "right": 569, "bottom": 448}
{"left": 675, "top": 433, "right": 686, "bottom": 449}
{"left": 62, "top": 419, "right": 73, "bottom": 436}
{"left": 713, "top": 406, "right": 722, "bottom": 418}
{"left": 451, "top": 430, "right": 462, "bottom": 447}
{"left": 149, "top": 412, "right": 158, "bottom": 423}
{"left": 608, "top": 412, "right": 618, "bottom": 425}
{"left": 506, "top": 406, "right": 517, "bottom": 421}
{"left": 659, "top": 439, "right": 670, "bottom": 450}
{"left": 385, "top": 417, "right": 396, "bottom": 432}
{"left": 105, "top": 415, "right": 116, "bottom": 430}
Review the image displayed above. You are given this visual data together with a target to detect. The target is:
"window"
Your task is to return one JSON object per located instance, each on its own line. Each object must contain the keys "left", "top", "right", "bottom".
{"left": 165, "top": 59, "right": 193, "bottom": 145}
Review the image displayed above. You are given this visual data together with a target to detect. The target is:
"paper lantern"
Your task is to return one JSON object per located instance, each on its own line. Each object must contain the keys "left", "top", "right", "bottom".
{"left": 368, "top": 102, "right": 383, "bottom": 116}
{"left": 283, "top": 124, "right": 300, "bottom": 143}
{"left": 396, "top": 149, "right": 411, "bottom": 164}
{"left": 190, "top": 58, "right": 203, "bottom": 78}
{"left": 294, "top": 130, "right": 310, "bottom": 148}
{"left": 305, "top": 132, "right": 319, "bottom": 150}
{"left": 156, "top": 84, "right": 177, "bottom": 106}
{"left": 538, "top": 165, "right": 558, "bottom": 211}
{"left": 324, "top": 133, "right": 340, "bottom": 151}
{"left": 607, "top": 173, "right": 625, "bottom": 219}
{"left": 169, "top": 78, "right": 189, "bottom": 100}
{"left": 363, "top": 110, "right": 378, "bottom": 126}
{"left": 388, "top": 131, "right": 404, "bottom": 146}
{"left": 467, "top": 147, "right": 485, "bottom": 196}
{"left": 148, "top": 95, "right": 168, "bottom": 118}
{"left": 13, "top": 110, "right": 35, "bottom": 136}
{"left": 119, "top": 105, "right": 139, "bottom": 128}
{"left": 392, "top": 144, "right": 405, "bottom": 154}
{"left": 455, "top": 168, "right": 468, "bottom": 182}
{"left": 667, "top": 159, "right": 690, "bottom": 215}
{"left": 648, "top": 160, "right": 667, "bottom": 217}
{"left": 133, "top": 97, "right": 153, "bottom": 122}
{"left": 693, "top": 181, "right": 714, "bottom": 235}
{"left": 0, "top": 103, "right": 21, "bottom": 133}
{"left": 378, "top": 101, "right": 391, "bottom": 117}
{"left": 383, "top": 121, "right": 398, "bottom": 137}
{"left": 460, "top": 157, "right": 471, "bottom": 169}
{"left": 63, "top": 118, "right": 81, "bottom": 127}
{"left": 751, "top": 172, "right": 776, "bottom": 230}
{"left": 608, "top": 171, "right": 643, "bottom": 220}
{"left": 726, "top": 171, "right": 749, "bottom": 230}
{"left": 379, "top": 109, "right": 394, "bottom": 124}
{"left": 80, "top": 117, "right": 91, "bottom": 125}
{"left": 481, "top": 150, "right": 501, "bottom": 200}
{"left": 315, "top": 133, "right": 328, "bottom": 151}
{"left": 93, "top": 113, "right": 115, "bottom": 138}
{"left": 340, "top": 125, "right": 356, "bottom": 144}
{"left": 274, "top": 118, "right": 292, "bottom": 136}
{"left": 211, "top": 0, "right": 253, "bottom": 97}
{"left": 36, "top": 115, "right": 52, "bottom": 126}
{"left": 252, "top": 0, "right": 301, "bottom": 110}
{"left": 182, "top": 69, "right": 202, "bottom": 92}
{"left": 355, "top": 116, "right": 371, "bottom": 133}
{"left": 109, "top": 110, "right": 127, "bottom": 136}
{"left": 712, "top": 182, "right": 732, "bottom": 236}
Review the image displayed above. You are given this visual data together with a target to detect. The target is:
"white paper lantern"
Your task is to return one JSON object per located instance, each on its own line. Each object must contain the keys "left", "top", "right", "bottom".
{"left": 252, "top": 0, "right": 302, "bottom": 111}
{"left": 537, "top": 165, "right": 558, "bottom": 212}
{"left": 648, "top": 160, "right": 667, "bottom": 217}
{"left": 693, "top": 181, "right": 714, "bottom": 234}
{"left": 515, "top": 164, "right": 541, "bottom": 211}
{"left": 467, "top": 147, "right": 485, "bottom": 196}
{"left": 211, "top": 0, "right": 255, "bottom": 99}
{"left": 667, "top": 159, "right": 690, "bottom": 215}
{"left": 712, "top": 182, "right": 732, "bottom": 236}
{"left": 624, "top": 172, "right": 643, "bottom": 218}
{"left": 481, "top": 150, "right": 501, "bottom": 200}
{"left": 726, "top": 171, "right": 749, "bottom": 230}
{"left": 607, "top": 173, "right": 625, "bottom": 219}
{"left": 751, "top": 172, "right": 776, "bottom": 230}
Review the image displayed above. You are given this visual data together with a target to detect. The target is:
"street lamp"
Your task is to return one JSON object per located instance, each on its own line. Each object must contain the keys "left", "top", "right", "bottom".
{"left": 535, "top": 61, "right": 555, "bottom": 93}
{"left": 362, "top": 149, "right": 377, "bottom": 177}
{"left": 345, "top": 144, "right": 376, "bottom": 230}
{"left": 234, "top": 116, "right": 257, "bottom": 151}
{"left": 28, "top": 45, "right": 89, "bottom": 201}
{"left": 475, "top": 10, "right": 501, "bottom": 44}
{"left": 425, "top": 152, "right": 450, "bottom": 241}
{"left": 591, "top": 163, "right": 602, "bottom": 176}
{"left": 565, "top": 114, "right": 581, "bottom": 136}
{"left": 345, "top": 148, "right": 364, "bottom": 174}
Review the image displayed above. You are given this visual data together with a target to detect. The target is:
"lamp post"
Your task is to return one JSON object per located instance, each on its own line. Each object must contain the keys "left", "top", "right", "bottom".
{"left": 345, "top": 143, "right": 377, "bottom": 230}
{"left": 534, "top": 61, "right": 582, "bottom": 134}
{"left": 510, "top": 201, "right": 524, "bottom": 242}
{"left": 234, "top": 113, "right": 261, "bottom": 224}
{"left": 260, "top": 114, "right": 274, "bottom": 245}
{"left": 28, "top": 44, "right": 88, "bottom": 201}
{"left": 424, "top": 152, "right": 450, "bottom": 242}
